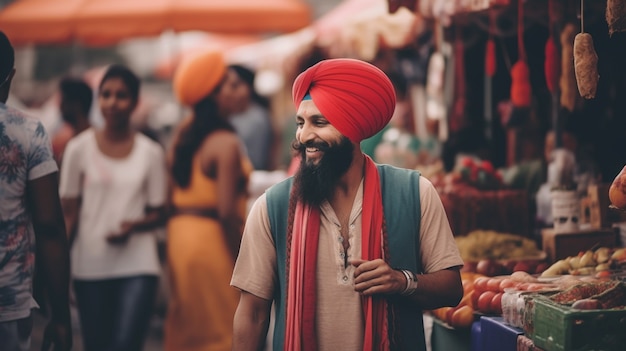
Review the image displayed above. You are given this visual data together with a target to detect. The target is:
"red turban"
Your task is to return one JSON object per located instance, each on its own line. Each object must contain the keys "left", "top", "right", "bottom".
{"left": 292, "top": 58, "right": 396, "bottom": 143}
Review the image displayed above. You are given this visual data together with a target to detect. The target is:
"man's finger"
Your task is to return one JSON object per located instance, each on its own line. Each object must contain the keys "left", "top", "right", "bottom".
{"left": 349, "top": 259, "right": 366, "bottom": 267}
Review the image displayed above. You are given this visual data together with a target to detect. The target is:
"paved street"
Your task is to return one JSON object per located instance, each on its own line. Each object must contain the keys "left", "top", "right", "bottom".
{"left": 30, "top": 306, "right": 165, "bottom": 351}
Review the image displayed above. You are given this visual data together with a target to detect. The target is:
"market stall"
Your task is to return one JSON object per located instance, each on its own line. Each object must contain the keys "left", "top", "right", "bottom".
{"left": 406, "top": 0, "right": 626, "bottom": 348}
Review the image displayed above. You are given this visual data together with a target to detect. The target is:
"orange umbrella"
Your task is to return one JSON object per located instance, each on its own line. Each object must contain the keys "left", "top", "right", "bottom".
{"left": 0, "top": 0, "right": 312, "bottom": 46}
{"left": 0, "top": 0, "right": 82, "bottom": 45}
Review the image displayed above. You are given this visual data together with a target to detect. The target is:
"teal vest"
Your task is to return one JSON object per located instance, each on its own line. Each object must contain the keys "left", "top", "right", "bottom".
{"left": 266, "top": 164, "right": 425, "bottom": 351}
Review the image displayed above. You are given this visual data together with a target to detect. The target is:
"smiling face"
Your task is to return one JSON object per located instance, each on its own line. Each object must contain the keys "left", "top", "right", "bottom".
{"left": 292, "top": 100, "right": 355, "bottom": 206}
{"left": 98, "top": 77, "right": 137, "bottom": 131}
{"left": 295, "top": 100, "right": 346, "bottom": 165}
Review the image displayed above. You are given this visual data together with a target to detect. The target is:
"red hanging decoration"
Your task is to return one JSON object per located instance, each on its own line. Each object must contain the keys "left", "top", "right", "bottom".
{"left": 511, "top": 61, "right": 532, "bottom": 107}
{"left": 485, "top": 39, "right": 496, "bottom": 77}
{"left": 544, "top": 36, "right": 560, "bottom": 93}
{"left": 451, "top": 28, "right": 466, "bottom": 132}
{"left": 510, "top": 0, "right": 531, "bottom": 107}
{"left": 485, "top": 9, "right": 497, "bottom": 77}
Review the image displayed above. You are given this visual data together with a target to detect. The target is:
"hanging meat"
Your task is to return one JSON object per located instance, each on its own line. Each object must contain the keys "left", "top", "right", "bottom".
{"left": 559, "top": 24, "right": 578, "bottom": 111}
{"left": 606, "top": 0, "right": 626, "bottom": 36}
{"left": 573, "top": 32, "right": 599, "bottom": 99}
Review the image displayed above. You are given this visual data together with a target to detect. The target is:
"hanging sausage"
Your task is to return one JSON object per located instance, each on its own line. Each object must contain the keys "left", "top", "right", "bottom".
{"left": 573, "top": 0, "right": 599, "bottom": 99}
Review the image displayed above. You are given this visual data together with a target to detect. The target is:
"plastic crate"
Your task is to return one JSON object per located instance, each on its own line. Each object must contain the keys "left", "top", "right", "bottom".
{"left": 431, "top": 317, "right": 471, "bottom": 351}
{"left": 471, "top": 320, "right": 481, "bottom": 351}
{"left": 530, "top": 295, "right": 626, "bottom": 351}
{"left": 480, "top": 316, "right": 523, "bottom": 351}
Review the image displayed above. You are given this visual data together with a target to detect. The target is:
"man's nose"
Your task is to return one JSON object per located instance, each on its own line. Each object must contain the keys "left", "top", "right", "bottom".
{"left": 297, "top": 124, "right": 315, "bottom": 145}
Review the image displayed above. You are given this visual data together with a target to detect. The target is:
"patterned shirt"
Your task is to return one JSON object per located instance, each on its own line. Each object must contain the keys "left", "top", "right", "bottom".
{"left": 0, "top": 103, "right": 58, "bottom": 322}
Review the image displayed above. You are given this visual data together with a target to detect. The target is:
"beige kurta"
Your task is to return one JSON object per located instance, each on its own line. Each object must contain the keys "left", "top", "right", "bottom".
{"left": 231, "top": 176, "right": 463, "bottom": 351}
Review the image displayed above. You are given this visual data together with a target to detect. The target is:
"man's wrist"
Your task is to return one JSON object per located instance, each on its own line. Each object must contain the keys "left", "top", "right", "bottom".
{"left": 400, "top": 269, "right": 418, "bottom": 296}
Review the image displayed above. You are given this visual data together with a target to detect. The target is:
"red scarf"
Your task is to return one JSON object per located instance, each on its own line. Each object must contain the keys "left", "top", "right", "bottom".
{"left": 285, "top": 155, "right": 390, "bottom": 351}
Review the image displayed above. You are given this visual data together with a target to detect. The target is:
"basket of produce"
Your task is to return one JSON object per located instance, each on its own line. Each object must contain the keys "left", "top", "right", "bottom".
{"left": 456, "top": 230, "right": 548, "bottom": 276}
{"left": 528, "top": 281, "right": 626, "bottom": 351}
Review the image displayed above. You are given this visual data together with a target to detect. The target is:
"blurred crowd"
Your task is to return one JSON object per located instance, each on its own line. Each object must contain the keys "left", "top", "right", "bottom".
{"left": 52, "top": 53, "right": 278, "bottom": 351}
{"left": 1, "top": 25, "right": 281, "bottom": 348}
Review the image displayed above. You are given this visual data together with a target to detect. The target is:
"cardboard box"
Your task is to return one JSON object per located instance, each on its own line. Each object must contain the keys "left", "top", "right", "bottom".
{"left": 541, "top": 228, "right": 618, "bottom": 263}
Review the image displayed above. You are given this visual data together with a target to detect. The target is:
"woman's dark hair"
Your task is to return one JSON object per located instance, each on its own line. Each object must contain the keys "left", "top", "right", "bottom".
{"left": 99, "top": 64, "right": 140, "bottom": 102}
{"left": 230, "top": 64, "right": 270, "bottom": 109}
{"left": 170, "top": 92, "right": 235, "bottom": 188}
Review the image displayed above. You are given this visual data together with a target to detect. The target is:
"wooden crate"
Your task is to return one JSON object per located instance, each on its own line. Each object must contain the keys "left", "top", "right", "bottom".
{"left": 530, "top": 294, "right": 626, "bottom": 351}
{"left": 541, "top": 228, "right": 618, "bottom": 263}
{"left": 587, "top": 184, "right": 611, "bottom": 229}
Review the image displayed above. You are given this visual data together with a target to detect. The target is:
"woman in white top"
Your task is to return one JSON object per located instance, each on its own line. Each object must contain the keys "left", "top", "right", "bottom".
{"left": 59, "top": 64, "right": 167, "bottom": 351}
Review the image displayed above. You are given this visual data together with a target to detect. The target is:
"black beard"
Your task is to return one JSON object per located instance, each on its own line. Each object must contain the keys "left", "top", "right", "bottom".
{"left": 292, "top": 136, "right": 354, "bottom": 207}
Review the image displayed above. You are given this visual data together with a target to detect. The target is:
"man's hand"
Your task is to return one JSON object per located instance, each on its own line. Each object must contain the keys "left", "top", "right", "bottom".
{"left": 351, "top": 259, "right": 406, "bottom": 296}
{"left": 41, "top": 319, "right": 72, "bottom": 351}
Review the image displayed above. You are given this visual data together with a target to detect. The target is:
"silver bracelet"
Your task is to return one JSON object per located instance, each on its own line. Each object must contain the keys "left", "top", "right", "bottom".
{"left": 400, "top": 269, "right": 418, "bottom": 296}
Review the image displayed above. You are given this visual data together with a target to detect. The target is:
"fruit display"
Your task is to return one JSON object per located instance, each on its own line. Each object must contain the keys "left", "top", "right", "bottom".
{"left": 430, "top": 271, "right": 564, "bottom": 328}
{"left": 609, "top": 165, "right": 626, "bottom": 209}
{"left": 456, "top": 230, "right": 543, "bottom": 261}
{"left": 471, "top": 272, "right": 559, "bottom": 315}
{"left": 463, "top": 257, "right": 550, "bottom": 277}
{"left": 540, "top": 247, "right": 626, "bottom": 277}
{"left": 549, "top": 280, "right": 626, "bottom": 309}
{"left": 456, "top": 157, "right": 503, "bottom": 190}
{"left": 429, "top": 271, "right": 481, "bottom": 329}
{"left": 456, "top": 230, "right": 548, "bottom": 276}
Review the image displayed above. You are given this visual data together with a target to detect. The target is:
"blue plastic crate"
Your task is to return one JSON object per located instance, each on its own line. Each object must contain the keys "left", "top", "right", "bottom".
{"left": 480, "top": 316, "right": 524, "bottom": 351}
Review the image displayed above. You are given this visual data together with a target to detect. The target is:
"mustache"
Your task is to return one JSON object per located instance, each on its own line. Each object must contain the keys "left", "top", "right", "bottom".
{"left": 292, "top": 140, "right": 330, "bottom": 153}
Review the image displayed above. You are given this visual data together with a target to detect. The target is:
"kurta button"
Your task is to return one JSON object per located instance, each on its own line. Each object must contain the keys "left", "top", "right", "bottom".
{"left": 342, "top": 276, "right": 349, "bottom": 282}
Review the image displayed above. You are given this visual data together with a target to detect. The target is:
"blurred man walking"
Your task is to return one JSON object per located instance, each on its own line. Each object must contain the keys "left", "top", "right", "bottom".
{"left": 0, "top": 30, "right": 72, "bottom": 351}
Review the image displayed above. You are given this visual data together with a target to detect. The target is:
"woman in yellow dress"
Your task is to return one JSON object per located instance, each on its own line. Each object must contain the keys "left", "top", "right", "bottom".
{"left": 164, "top": 50, "right": 253, "bottom": 351}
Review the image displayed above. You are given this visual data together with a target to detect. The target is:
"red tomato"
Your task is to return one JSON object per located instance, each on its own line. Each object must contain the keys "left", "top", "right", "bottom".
{"left": 477, "top": 291, "right": 496, "bottom": 313}
{"left": 473, "top": 277, "right": 490, "bottom": 292}
{"left": 498, "top": 278, "right": 518, "bottom": 292}
{"left": 471, "top": 289, "right": 481, "bottom": 307}
{"left": 486, "top": 278, "right": 502, "bottom": 292}
{"left": 490, "top": 292, "right": 503, "bottom": 314}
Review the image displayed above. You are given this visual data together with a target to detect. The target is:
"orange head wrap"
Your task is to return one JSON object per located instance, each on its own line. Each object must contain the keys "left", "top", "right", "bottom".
{"left": 292, "top": 58, "right": 396, "bottom": 143}
{"left": 173, "top": 50, "right": 226, "bottom": 106}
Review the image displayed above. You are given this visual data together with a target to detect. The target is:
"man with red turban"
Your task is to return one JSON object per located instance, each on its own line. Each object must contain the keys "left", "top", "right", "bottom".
{"left": 231, "top": 58, "right": 463, "bottom": 351}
